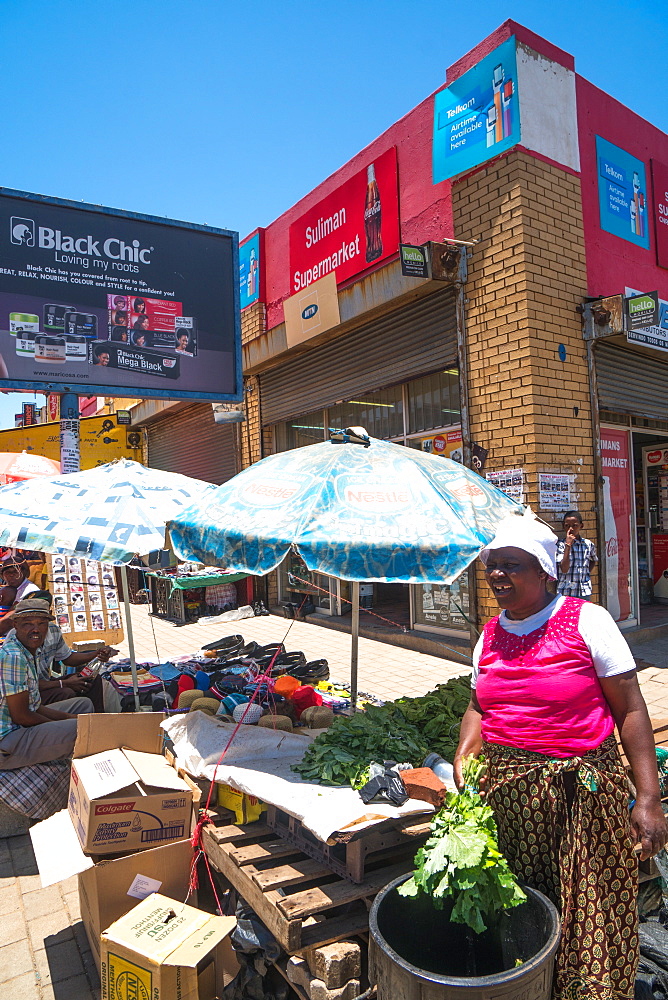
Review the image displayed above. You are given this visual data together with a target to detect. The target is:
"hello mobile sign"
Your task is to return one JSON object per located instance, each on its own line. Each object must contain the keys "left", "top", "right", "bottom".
{"left": 625, "top": 291, "right": 659, "bottom": 331}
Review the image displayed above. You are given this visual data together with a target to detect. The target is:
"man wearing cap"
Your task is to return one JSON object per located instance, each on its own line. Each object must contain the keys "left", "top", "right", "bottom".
{"left": 6, "top": 591, "right": 117, "bottom": 713}
{"left": 0, "top": 599, "right": 94, "bottom": 768}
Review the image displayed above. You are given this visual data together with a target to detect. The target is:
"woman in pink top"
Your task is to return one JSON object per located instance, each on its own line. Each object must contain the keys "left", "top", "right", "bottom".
{"left": 454, "top": 513, "right": 667, "bottom": 1000}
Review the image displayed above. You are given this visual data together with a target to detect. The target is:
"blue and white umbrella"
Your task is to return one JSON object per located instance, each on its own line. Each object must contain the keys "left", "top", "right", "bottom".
{"left": 168, "top": 434, "right": 521, "bottom": 583}
{"left": 0, "top": 458, "right": 214, "bottom": 564}
{"left": 0, "top": 459, "right": 216, "bottom": 708}
{"left": 168, "top": 432, "right": 523, "bottom": 707}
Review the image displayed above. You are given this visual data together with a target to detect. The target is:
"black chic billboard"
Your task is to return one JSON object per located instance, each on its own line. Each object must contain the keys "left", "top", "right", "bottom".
{"left": 0, "top": 189, "right": 241, "bottom": 401}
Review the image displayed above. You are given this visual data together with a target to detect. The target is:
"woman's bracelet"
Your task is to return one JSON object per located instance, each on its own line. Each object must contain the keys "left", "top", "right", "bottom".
{"left": 59, "top": 679, "right": 63, "bottom": 688}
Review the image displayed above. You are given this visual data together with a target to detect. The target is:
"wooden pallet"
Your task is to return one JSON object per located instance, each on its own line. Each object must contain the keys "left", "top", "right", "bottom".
{"left": 266, "top": 804, "right": 431, "bottom": 883}
{"left": 202, "top": 820, "right": 418, "bottom": 954}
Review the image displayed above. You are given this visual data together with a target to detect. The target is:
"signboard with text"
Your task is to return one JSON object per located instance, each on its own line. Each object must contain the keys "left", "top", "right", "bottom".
{"left": 289, "top": 147, "right": 399, "bottom": 294}
{"left": 596, "top": 137, "right": 650, "bottom": 249}
{"left": 239, "top": 230, "right": 263, "bottom": 309}
{"left": 651, "top": 159, "right": 668, "bottom": 269}
{"left": 0, "top": 188, "right": 241, "bottom": 401}
{"left": 400, "top": 244, "right": 429, "bottom": 278}
{"left": 433, "top": 37, "right": 520, "bottom": 183}
{"left": 600, "top": 427, "right": 633, "bottom": 623}
{"left": 625, "top": 291, "right": 659, "bottom": 331}
{"left": 625, "top": 286, "right": 668, "bottom": 352}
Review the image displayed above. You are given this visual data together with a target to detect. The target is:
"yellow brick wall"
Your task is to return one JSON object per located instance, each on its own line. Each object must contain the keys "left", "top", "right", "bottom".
{"left": 240, "top": 302, "right": 266, "bottom": 470}
{"left": 452, "top": 151, "right": 596, "bottom": 621}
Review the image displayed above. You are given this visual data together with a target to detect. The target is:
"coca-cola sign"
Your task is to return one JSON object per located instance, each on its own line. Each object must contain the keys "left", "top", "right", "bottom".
{"left": 289, "top": 147, "right": 399, "bottom": 294}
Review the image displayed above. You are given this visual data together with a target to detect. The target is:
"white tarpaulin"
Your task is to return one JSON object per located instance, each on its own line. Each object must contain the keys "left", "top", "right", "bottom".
{"left": 162, "top": 712, "right": 432, "bottom": 844}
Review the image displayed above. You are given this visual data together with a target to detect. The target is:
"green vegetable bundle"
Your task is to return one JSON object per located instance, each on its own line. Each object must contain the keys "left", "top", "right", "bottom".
{"left": 394, "top": 675, "right": 471, "bottom": 763}
{"left": 292, "top": 675, "right": 472, "bottom": 788}
{"left": 294, "top": 704, "right": 427, "bottom": 787}
{"left": 398, "top": 757, "right": 526, "bottom": 934}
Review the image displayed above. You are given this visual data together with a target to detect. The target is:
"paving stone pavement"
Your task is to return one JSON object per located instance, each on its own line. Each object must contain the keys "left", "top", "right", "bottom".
{"left": 2, "top": 604, "right": 665, "bottom": 997}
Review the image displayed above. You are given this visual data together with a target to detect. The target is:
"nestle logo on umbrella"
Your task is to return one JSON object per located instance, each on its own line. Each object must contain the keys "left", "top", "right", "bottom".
{"left": 245, "top": 482, "right": 297, "bottom": 502}
{"left": 302, "top": 304, "right": 318, "bottom": 320}
{"left": 449, "top": 478, "right": 488, "bottom": 506}
{"left": 344, "top": 487, "right": 411, "bottom": 509}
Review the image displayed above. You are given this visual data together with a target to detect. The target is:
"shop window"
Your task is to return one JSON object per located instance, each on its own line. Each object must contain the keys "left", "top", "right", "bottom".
{"left": 407, "top": 369, "right": 460, "bottom": 434}
{"left": 280, "top": 411, "right": 326, "bottom": 450}
{"left": 328, "top": 385, "right": 404, "bottom": 440}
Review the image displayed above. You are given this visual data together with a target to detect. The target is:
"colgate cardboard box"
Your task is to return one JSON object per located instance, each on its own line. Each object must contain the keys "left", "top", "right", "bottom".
{"left": 67, "top": 713, "right": 195, "bottom": 855}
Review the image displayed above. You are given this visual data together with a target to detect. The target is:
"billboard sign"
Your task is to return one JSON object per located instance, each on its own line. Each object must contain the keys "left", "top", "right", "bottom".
{"left": 289, "top": 147, "right": 399, "bottom": 294}
{"left": 0, "top": 188, "right": 242, "bottom": 401}
{"left": 651, "top": 159, "right": 668, "bottom": 269}
{"left": 596, "top": 137, "right": 650, "bottom": 249}
{"left": 239, "top": 230, "right": 262, "bottom": 309}
{"left": 433, "top": 37, "right": 520, "bottom": 184}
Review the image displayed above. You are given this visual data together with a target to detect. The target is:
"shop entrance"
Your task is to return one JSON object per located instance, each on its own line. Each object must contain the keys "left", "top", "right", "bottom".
{"left": 632, "top": 430, "right": 668, "bottom": 628}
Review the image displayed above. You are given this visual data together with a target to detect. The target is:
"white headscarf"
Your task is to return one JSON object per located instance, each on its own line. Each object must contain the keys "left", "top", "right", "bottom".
{"left": 479, "top": 512, "right": 558, "bottom": 579}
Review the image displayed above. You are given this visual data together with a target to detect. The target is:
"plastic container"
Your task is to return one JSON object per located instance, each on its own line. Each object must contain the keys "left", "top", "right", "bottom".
{"left": 423, "top": 753, "right": 457, "bottom": 793}
{"left": 369, "top": 874, "right": 559, "bottom": 1000}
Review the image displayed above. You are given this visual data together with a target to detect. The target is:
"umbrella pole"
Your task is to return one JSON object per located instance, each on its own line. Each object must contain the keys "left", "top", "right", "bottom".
{"left": 351, "top": 581, "right": 359, "bottom": 713}
{"left": 121, "top": 563, "right": 141, "bottom": 712}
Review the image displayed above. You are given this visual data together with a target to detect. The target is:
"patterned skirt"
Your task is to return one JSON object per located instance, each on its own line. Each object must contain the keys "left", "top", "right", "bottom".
{"left": 484, "top": 737, "right": 638, "bottom": 1000}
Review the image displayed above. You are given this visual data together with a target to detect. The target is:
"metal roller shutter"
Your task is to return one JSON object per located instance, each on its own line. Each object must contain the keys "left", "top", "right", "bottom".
{"left": 595, "top": 341, "right": 668, "bottom": 421}
{"left": 148, "top": 403, "right": 238, "bottom": 484}
{"left": 260, "top": 287, "right": 457, "bottom": 425}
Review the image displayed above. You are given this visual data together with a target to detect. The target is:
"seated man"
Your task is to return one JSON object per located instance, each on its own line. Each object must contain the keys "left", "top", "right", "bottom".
{"left": 9, "top": 590, "right": 117, "bottom": 713}
{"left": 0, "top": 599, "right": 93, "bottom": 769}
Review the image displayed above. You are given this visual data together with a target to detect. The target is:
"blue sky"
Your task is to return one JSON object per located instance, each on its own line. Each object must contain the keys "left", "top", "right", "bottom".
{"left": 0, "top": 0, "right": 665, "bottom": 429}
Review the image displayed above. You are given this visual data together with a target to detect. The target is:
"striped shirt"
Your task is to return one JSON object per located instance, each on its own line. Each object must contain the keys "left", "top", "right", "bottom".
{"left": 556, "top": 536, "right": 598, "bottom": 598}
{"left": 0, "top": 638, "right": 41, "bottom": 741}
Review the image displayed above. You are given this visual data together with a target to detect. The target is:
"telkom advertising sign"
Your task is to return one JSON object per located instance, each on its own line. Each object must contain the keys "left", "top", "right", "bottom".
{"left": 433, "top": 37, "right": 520, "bottom": 183}
{"left": 0, "top": 189, "right": 241, "bottom": 401}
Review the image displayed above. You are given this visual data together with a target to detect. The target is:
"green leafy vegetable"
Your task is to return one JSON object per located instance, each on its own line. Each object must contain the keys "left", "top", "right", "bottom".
{"left": 292, "top": 675, "right": 471, "bottom": 788}
{"left": 398, "top": 756, "right": 526, "bottom": 934}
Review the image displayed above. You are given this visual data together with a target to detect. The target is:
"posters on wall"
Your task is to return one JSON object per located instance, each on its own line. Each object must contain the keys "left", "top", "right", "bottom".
{"left": 414, "top": 575, "right": 470, "bottom": 633}
{"left": 412, "top": 428, "right": 463, "bottom": 463}
{"left": 433, "top": 36, "right": 520, "bottom": 184}
{"left": 596, "top": 137, "right": 650, "bottom": 250}
{"left": 288, "top": 148, "right": 399, "bottom": 293}
{"left": 600, "top": 427, "right": 633, "bottom": 623}
{"left": 48, "top": 554, "right": 124, "bottom": 643}
{"left": 538, "top": 472, "right": 573, "bottom": 511}
{"left": 486, "top": 468, "right": 524, "bottom": 504}
{"left": 239, "top": 231, "right": 262, "bottom": 310}
{"left": 0, "top": 191, "right": 241, "bottom": 400}
{"left": 651, "top": 160, "right": 668, "bottom": 269}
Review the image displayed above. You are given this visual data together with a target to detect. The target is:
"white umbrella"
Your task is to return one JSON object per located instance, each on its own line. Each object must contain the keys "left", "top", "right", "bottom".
{"left": 0, "top": 459, "right": 216, "bottom": 708}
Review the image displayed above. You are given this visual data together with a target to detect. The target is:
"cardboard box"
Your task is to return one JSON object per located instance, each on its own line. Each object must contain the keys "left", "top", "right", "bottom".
{"left": 30, "top": 714, "right": 200, "bottom": 888}
{"left": 78, "top": 839, "right": 195, "bottom": 973}
{"left": 101, "top": 893, "right": 238, "bottom": 1000}
{"left": 68, "top": 713, "right": 195, "bottom": 855}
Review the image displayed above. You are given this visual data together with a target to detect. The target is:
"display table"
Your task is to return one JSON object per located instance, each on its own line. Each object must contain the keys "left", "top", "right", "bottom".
{"left": 147, "top": 570, "right": 247, "bottom": 623}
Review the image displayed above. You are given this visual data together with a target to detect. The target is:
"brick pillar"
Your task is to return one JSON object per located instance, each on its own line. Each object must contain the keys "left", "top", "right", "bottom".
{"left": 452, "top": 151, "right": 596, "bottom": 621}
{"left": 240, "top": 302, "right": 266, "bottom": 470}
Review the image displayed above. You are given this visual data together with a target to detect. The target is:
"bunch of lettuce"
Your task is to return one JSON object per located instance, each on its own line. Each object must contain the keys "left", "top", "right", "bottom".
{"left": 398, "top": 756, "right": 526, "bottom": 933}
